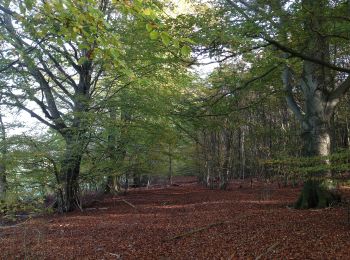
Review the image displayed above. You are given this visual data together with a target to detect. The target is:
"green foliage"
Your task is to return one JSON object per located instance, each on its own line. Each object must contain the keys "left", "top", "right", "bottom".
{"left": 2, "top": 0, "right": 350, "bottom": 212}
{"left": 0, "top": 192, "right": 47, "bottom": 222}
{"left": 263, "top": 149, "right": 350, "bottom": 183}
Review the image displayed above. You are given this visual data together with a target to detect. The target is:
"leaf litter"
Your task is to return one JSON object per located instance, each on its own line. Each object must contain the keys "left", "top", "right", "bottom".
{"left": 1, "top": 177, "right": 350, "bottom": 259}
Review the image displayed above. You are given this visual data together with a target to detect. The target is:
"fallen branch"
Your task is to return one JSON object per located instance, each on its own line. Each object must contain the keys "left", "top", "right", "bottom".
{"left": 85, "top": 207, "right": 109, "bottom": 211}
{"left": 255, "top": 241, "right": 280, "bottom": 260}
{"left": 163, "top": 220, "right": 229, "bottom": 242}
{"left": 122, "top": 199, "right": 137, "bottom": 209}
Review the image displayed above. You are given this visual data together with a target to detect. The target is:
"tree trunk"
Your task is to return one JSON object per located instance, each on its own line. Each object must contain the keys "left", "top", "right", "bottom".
{"left": 168, "top": 145, "right": 173, "bottom": 185}
{"left": 0, "top": 163, "right": 6, "bottom": 200}
{"left": 239, "top": 126, "right": 245, "bottom": 180}
{"left": 281, "top": 0, "right": 344, "bottom": 208}
{"left": 295, "top": 115, "right": 338, "bottom": 208}
{"left": 58, "top": 134, "right": 84, "bottom": 212}
{"left": 295, "top": 179, "right": 340, "bottom": 209}
{"left": 105, "top": 107, "right": 118, "bottom": 194}
{"left": 292, "top": 59, "right": 336, "bottom": 208}
{"left": 221, "top": 129, "right": 232, "bottom": 189}
{"left": 0, "top": 114, "right": 6, "bottom": 200}
{"left": 301, "top": 122, "right": 331, "bottom": 157}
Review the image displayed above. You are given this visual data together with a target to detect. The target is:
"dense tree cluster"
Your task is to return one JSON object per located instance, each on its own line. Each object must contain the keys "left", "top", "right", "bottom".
{"left": 0, "top": 0, "right": 350, "bottom": 213}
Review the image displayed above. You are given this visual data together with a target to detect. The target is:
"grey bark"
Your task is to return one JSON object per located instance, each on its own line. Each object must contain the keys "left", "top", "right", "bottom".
{"left": 281, "top": 0, "right": 337, "bottom": 159}
{"left": 168, "top": 144, "right": 173, "bottom": 185}
{"left": 239, "top": 126, "right": 245, "bottom": 180}
{"left": 105, "top": 107, "right": 118, "bottom": 194}
{"left": 221, "top": 128, "right": 232, "bottom": 189}
{"left": 0, "top": 113, "right": 6, "bottom": 200}
{"left": 281, "top": 0, "right": 346, "bottom": 207}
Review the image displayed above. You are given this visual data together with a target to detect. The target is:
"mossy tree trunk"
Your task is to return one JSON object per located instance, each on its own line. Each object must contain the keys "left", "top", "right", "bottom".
{"left": 295, "top": 179, "right": 340, "bottom": 209}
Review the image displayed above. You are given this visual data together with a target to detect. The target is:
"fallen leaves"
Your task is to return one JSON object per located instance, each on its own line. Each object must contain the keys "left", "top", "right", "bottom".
{"left": 1, "top": 177, "right": 350, "bottom": 259}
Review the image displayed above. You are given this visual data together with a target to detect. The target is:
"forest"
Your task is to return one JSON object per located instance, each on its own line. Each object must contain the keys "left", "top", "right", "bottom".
{"left": 1, "top": 0, "right": 350, "bottom": 259}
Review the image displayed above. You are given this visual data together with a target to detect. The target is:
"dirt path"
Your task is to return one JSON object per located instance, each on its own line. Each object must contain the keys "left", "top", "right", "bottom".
{"left": 1, "top": 179, "right": 349, "bottom": 259}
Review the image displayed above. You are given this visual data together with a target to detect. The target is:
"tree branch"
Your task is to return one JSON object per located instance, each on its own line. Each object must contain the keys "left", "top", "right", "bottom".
{"left": 264, "top": 37, "right": 350, "bottom": 74}
{"left": 329, "top": 76, "right": 350, "bottom": 102}
{"left": 282, "top": 65, "right": 304, "bottom": 122}
{"left": 0, "top": 100, "right": 56, "bottom": 130}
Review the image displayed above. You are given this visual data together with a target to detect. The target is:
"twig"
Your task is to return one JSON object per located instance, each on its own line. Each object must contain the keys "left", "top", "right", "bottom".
{"left": 255, "top": 242, "right": 280, "bottom": 260}
{"left": 122, "top": 199, "right": 137, "bottom": 209}
{"left": 163, "top": 221, "right": 229, "bottom": 242}
{"left": 108, "top": 252, "right": 121, "bottom": 258}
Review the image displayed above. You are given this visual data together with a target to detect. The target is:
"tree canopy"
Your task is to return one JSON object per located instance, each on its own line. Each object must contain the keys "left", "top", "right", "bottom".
{"left": 0, "top": 0, "right": 350, "bottom": 214}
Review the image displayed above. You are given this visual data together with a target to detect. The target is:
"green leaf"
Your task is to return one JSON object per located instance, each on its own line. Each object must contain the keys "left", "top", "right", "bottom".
{"left": 146, "top": 23, "right": 153, "bottom": 32}
{"left": 149, "top": 31, "right": 159, "bottom": 40}
{"left": 77, "top": 56, "right": 88, "bottom": 65}
{"left": 161, "top": 32, "right": 171, "bottom": 46}
{"left": 24, "top": 0, "right": 34, "bottom": 10}
{"left": 73, "top": 27, "right": 80, "bottom": 33}
{"left": 143, "top": 8, "right": 152, "bottom": 16}
{"left": 181, "top": 45, "right": 191, "bottom": 57}
{"left": 181, "top": 37, "right": 195, "bottom": 44}
{"left": 173, "top": 39, "right": 180, "bottom": 48}
{"left": 19, "top": 3, "right": 25, "bottom": 14}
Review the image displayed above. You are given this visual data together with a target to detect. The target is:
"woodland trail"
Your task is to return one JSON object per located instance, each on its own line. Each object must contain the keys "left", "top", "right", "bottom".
{"left": 1, "top": 177, "right": 350, "bottom": 259}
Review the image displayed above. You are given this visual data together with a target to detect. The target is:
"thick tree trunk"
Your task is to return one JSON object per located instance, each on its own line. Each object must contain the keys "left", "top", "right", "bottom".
{"left": 295, "top": 179, "right": 340, "bottom": 209}
{"left": 294, "top": 117, "right": 340, "bottom": 208}
{"left": 282, "top": 0, "right": 342, "bottom": 208}
{"left": 58, "top": 134, "right": 84, "bottom": 212}
{"left": 301, "top": 121, "right": 331, "bottom": 158}
{"left": 293, "top": 65, "right": 337, "bottom": 208}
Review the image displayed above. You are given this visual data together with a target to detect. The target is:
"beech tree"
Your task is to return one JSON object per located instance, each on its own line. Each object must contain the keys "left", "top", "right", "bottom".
{"left": 0, "top": 0, "right": 164, "bottom": 211}
{"left": 0, "top": 0, "right": 193, "bottom": 211}
{"left": 190, "top": 0, "right": 350, "bottom": 207}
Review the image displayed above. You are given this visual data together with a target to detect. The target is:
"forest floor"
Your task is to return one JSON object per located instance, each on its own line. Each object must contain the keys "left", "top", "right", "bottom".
{"left": 1, "top": 177, "right": 350, "bottom": 259}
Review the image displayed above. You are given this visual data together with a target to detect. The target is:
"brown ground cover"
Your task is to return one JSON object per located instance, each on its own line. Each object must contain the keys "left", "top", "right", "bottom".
{"left": 1, "top": 177, "right": 350, "bottom": 259}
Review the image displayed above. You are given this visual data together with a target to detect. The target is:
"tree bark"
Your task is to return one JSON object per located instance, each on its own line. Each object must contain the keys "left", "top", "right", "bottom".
{"left": 0, "top": 113, "right": 6, "bottom": 200}
{"left": 238, "top": 126, "right": 245, "bottom": 180}
{"left": 282, "top": 0, "right": 343, "bottom": 208}
{"left": 105, "top": 107, "right": 118, "bottom": 194}
{"left": 0, "top": 164, "right": 6, "bottom": 200}
{"left": 168, "top": 144, "right": 173, "bottom": 185}
{"left": 58, "top": 133, "right": 84, "bottom": 212}
{"left": 221, "top": 129, "right": 232, "bottom": 189}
